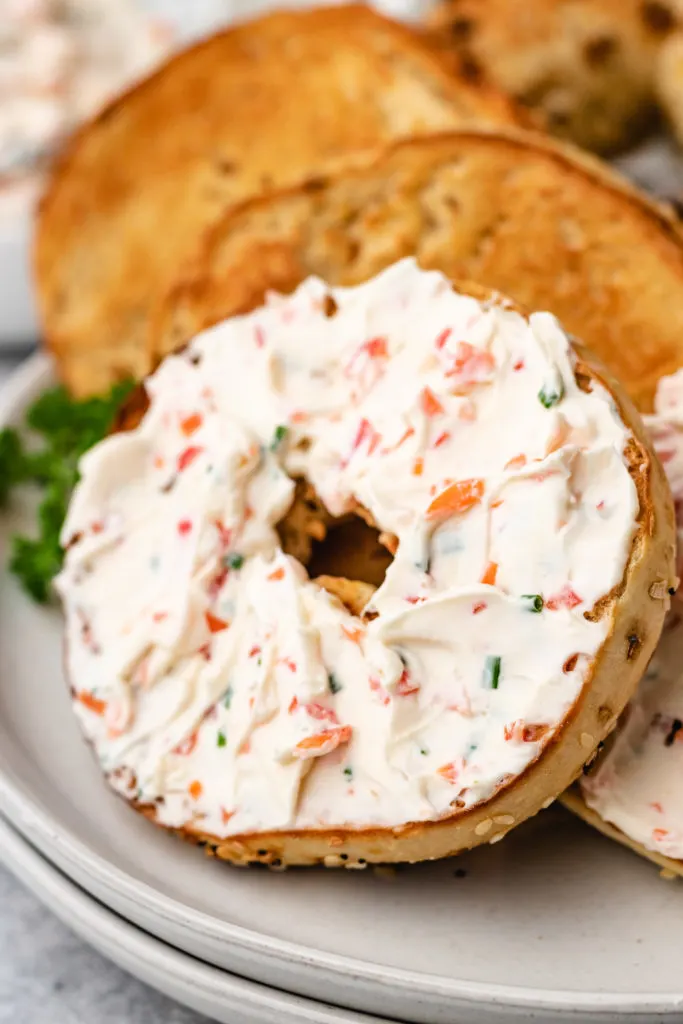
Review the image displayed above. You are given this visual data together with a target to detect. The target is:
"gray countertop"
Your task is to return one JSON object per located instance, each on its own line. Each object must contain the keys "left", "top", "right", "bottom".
{"left": 0, "top": 352, "right": 206, "bottom": 1024}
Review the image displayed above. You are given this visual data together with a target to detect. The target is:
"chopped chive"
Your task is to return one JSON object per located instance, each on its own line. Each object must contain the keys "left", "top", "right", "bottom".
{"left": 223, "top": 685, "right": 234, "bottom": 709}
{"left": 343, "top": 766, "right": 353, "bottom": 780}
{"left": 419, "top": 746, "right": 429, "bottom": 756}
{"left": 538, "top": 380, "right": 564, "bottom": 408}
{"left": 328, "top": 672, "right": 342, "bottom": 694}
{"left": 483, "top": 655, "right": 502, "bottom": 690}
{"left": 217, "top": 730, "right": 227, "bottom": 748}
{"left": 224, "top": 552, "right": 244, "bottom": 570}
{"left": 521, "top": 594, "right": 544, "bottom": 613}
{"left": 270, "top": 425, "right": 288, "bottom": 450}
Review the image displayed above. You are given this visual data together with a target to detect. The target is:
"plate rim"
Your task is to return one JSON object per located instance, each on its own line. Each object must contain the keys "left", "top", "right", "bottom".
{"left": 2, "top": 353, "right": 683, "bottom": 1018}
{"left": 0, "top": 809, "right": 388, "bottom": 1024}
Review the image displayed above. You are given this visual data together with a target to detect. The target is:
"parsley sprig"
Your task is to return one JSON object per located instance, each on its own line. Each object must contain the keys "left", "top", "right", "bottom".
{"left": 0, "top": 380, "right": 134, "bottom": 602}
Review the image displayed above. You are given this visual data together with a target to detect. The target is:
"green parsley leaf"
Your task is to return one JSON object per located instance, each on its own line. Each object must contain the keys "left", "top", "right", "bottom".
{"left": 217, "top": 730, "right": 227, "bottom": 748}
{"left": 1, "top": 379, "right": 135, "bottom": 602}
{"left": 343, "top": 766, "right": 353, "bottom": 780}
{"left": 0, "top": 428, "right": 25, "bottom": 505}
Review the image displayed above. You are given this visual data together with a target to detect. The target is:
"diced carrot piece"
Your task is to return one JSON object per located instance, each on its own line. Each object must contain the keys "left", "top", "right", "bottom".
{"left": 412, "top": 457, "right": 424, "bottom": 477}
{"left": 437, "top": 759, "right": 464, "bottom": 783}
{"left": 221, "top": 807, "right": 235, "bottom": 826}
{"left": 77, "top": 691, "right": 107, "bottom": 716}
{"left": 480, "top": 561, "right": 498, "bottom": 586}
{"left": 180, "top": 413, "right": 203, "bottom": 436}
{"left": 426, "top": 478, "right": 485, "bottom": 520}
{"left": 188, "top": 780, "right": 203, "bottom": 800}
{"left": 293, "top": 725, "right": 352, "bottom": 759}
{"left": 653, "top": 828, "right": 670, "bottom": 842}
{"left": 420, "top": 386, "right": 445, "bottom": 418}
{"left": 268, "top": 567, "right": 285, "bottom": 582}
{"left": 205, "top": 611, "right": 229, "bottom": 633}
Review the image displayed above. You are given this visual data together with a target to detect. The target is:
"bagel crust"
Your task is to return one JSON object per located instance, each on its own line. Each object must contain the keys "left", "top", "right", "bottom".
{"left": 562, "top": 368, "right": 683, "bottom": 877}
{"left": 58, "top": 262, "right": 675, "bottom": 867}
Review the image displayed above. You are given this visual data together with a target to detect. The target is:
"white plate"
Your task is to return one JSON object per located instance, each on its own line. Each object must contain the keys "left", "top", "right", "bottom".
{"left": 0, "top": 813, "right": 390, "bottom": 1024}
{"left": 3, "top": 356, "right": 683, "bottom": 1024}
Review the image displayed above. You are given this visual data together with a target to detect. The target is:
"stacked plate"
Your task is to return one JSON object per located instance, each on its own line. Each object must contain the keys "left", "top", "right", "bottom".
{"left": 2, "top": 360, "right": 683, "bottom": 1024}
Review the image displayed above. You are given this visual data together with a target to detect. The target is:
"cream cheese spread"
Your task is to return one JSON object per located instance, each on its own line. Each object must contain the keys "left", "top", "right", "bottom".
{"left": 581, "top": 371, "right": 683, "bottom": 860}
{"left": 0, "top": 0, "right": 173, "bottom": 213}
{"left": 57, "top": 259, "right": 639, "bottom": 839}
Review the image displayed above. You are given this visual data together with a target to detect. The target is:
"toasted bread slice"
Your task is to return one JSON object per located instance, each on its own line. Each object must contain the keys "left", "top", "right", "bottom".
{"left": 128, "top": 282, "right": 673, "bottom": 867}
{"left": 424, "top": 0, "right": 677, "bottom": 153}
{"left": 34, "top": 4, "right": 522, "bottom": 399}
{"left": 153, "top": 128, "right": 683, "bottom": 412}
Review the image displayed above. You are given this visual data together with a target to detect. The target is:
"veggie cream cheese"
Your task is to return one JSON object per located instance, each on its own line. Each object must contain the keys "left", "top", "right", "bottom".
{"left": 581, "top": 371, "right": 683, "bottom": 860}
{"left": 0, "top": 0, "right": 173, "bottom": 212}
{"left": 58, "top": 260, "right": 639, "bottom": 838}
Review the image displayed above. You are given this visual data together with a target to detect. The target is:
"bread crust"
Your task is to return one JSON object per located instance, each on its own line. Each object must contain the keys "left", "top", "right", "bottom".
{"left": 425, "top": 0, "right": 679, "bottom": 152}
{"left": 34, "top": 4, "right": 522, "bottom": 399}
{"left": 152, "top": 127, "right": 683, "bottom": 414}
{"left": 113, "top": 282, "right": 675, "bottom": 867}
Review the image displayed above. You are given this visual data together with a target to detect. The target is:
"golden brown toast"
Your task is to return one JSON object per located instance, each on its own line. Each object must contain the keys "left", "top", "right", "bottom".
{"left": 34, "top": 4, "right": 522, "bottom": 399}
{"left": 425, "top": 0, "right": 678, "bottom": 152}
{"left": 132, "top": 282, "right": 674, "bottom": 867}
{"left": 152, "top": 128, "right": 683, "bottom": 413}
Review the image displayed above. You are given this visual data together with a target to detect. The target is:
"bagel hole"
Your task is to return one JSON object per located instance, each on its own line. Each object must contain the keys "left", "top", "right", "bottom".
{"left": 308, "top": 517, "right": 393, "bottom": 590}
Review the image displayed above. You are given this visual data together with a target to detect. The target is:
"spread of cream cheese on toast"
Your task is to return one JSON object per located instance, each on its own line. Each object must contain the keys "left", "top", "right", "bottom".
{"left": 57, "top": 259, "right": 639, "bottom": 838}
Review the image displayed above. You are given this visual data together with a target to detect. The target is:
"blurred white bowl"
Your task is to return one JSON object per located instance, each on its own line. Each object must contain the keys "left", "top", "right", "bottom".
{"left": 0, "top": 203, "right": 39, "bottom": 349}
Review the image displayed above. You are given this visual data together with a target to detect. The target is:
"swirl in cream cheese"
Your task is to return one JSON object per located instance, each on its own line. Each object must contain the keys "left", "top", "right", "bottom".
{"left": 581, "top": 371, "right": 683, "bottom": 860}
{"left": 57, "top": 259, "right": 639, "bottom": 838}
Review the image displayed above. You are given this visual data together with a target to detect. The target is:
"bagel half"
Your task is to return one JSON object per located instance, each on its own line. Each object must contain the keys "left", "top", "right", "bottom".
{"left": 424, "top": 0, "right": 678, "bottom": 153}
{"left": 33, "top": 4, "right": 523, "bottom": 400}
{"left": 59, "top": 265, "right": 675, "bottom": 868}
{"left": 151, "top": 128, "right": 683, "bottom": 414}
